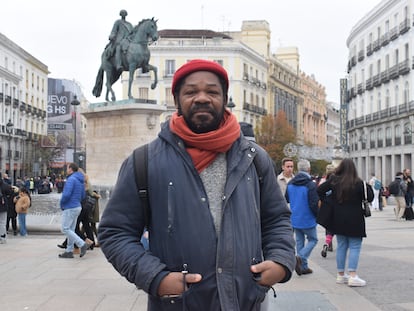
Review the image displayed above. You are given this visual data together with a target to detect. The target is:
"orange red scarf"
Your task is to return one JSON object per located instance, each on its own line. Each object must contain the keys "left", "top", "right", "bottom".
{"left": 170, "top": 109, "right": 240, "bottom": 172}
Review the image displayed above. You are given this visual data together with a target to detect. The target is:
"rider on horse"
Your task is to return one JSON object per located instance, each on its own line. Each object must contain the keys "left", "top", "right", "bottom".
{"left": 106, "top": 10, "right": 133, "bottom": 71}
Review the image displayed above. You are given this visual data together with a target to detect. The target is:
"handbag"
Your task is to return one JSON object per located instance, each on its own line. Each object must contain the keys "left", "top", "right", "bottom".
{"left": 362, "top": 181, "right": 371, "bottom": 217}
{"left": 317, "top": 191, "right": 334, "bottom": 230}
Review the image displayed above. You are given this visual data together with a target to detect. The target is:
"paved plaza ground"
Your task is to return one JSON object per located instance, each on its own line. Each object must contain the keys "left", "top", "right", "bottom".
{"left": 1, "top": 193, "right": 413, "bottom": 310}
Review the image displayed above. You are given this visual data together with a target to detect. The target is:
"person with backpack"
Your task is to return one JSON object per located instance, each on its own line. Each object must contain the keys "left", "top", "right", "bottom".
{"left": 369, "top": 174, "right": 382, "bottom": 211}
{"left": 0, "top": 174, "right": 13, "bottom": 244}
{"left": 98, "top": 59, "right": 296, "bottom": 310}
{"left": 389, "top": 172, "right": 407, "bottom": 221}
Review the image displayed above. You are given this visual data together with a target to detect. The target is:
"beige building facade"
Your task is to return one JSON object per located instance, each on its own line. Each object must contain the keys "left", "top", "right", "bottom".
{"left": 122, "top": 20, "right": 329, "bottom": 153}
{"left": 300, "top": 72, "right": 327, "bottom": 147}
{"left": 124, "top": 28, "right": 268, "bottom": 130}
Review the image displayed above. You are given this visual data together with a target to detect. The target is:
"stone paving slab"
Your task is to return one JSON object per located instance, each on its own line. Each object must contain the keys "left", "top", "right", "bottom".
{"left": 2, "top": 196, "right": 413, "bottom": 310}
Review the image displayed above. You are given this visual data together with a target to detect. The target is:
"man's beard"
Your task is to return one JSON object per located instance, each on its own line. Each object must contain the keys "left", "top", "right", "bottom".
{"left": 179, "top": 103, "right": 225, "bottom": 134}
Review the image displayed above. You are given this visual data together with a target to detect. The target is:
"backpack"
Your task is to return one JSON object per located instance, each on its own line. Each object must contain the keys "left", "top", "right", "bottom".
{"left": 388, "top": 180, "right": 400, "bottom": 195}
{"left": 374, "top": 179, "right": 381, "bottom": 190}
{"left": 133, "top": 142, "right": 264, "bottom": 228}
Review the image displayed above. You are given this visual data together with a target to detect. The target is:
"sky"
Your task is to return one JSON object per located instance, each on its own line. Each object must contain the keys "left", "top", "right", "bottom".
{"left": 0, "top": 0, "right": 382, "bottom": 105}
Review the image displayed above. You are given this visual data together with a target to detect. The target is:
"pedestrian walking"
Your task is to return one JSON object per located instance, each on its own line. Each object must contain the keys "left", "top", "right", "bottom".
{"left": 14, "top": 187, "right": 31, "bottom": 236}
{"left": 318, "top": 164, "right": 336, "bottom": 258}
{"left": 286, "top": 159, "right": 319, "bottom": 275}
{"left": 0, "top": 174, "right": 13, "bottom": 244}
{"left": 388, "top": 172, "right": 407, "bottom": 221}
{"left": 58, "top": 162, "right": 92, "bottom": 258}
{"left": 317, "top": 158, "right": 374, "bottom": 287}
{"left": 98, "top": 59, "right": 296, "bottom": 310}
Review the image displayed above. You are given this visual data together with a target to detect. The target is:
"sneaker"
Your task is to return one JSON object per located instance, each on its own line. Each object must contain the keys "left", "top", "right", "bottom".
{"left": 336, "top": 274, "right": 350, "bottom": 284}
{"left": 80, "top": 241, "right": 92, "bottom": 257}
{"left": 58, "top": 252, "right": 74, "bottom": 258}
{"left": 321, "top": 244, "right": 328, "bottom": 258}
{"left": 348, "top": 275, "right": 366, "bottom": 287}
{"left": 295, "top": 256, "right": 303, "bottom": 276}
{"left": 301, "top": 268, "right": 313, "bottom": 275}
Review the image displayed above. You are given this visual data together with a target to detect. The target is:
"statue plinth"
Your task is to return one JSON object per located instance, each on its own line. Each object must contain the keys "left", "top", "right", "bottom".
{"left": 82, "top": 99, "right": 166, "bottom": 191}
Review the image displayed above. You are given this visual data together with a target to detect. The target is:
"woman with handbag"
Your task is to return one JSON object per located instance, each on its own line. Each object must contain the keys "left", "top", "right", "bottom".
{"left": 317, "top": 158, "right": 374, "bottom": 287}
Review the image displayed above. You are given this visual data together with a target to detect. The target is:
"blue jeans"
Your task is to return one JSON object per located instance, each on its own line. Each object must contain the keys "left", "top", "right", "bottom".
{"left": 61, "top": 207, "right": 85, "bottom": 252}
{"left": 294, "top": 226, "right": 318, "bottom": 269}
{"left": 336, "top": 235, "right": 362, "bottom": 272}
{"left": 18, "top": 213, "right": 27, "bottom": 236}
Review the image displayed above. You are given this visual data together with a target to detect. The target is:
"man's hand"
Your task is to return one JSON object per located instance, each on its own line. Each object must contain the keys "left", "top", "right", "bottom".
{"left": 158, "top": 272, "right": 202, "bottom": 297}
{"left": 251, "top": 260, "right": 286, "bottom": 286}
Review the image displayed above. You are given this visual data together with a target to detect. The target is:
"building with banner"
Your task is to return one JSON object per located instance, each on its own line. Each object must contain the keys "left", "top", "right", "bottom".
{"left": 47, "top": 78, "right": 85, "bottom": 174}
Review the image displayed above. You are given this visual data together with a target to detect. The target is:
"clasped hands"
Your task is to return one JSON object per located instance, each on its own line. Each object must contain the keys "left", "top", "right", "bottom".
{"left": 157, "top": 260, "right": 286, "bottom": 297}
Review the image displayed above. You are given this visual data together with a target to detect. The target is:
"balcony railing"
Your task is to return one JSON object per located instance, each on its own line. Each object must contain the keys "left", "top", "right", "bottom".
{"left": 399, "top": 59, "right": 410, "bottom": 75}
{"left": 242, "top": 102, "right": 267, "bottom": 115}
{"left": 373, "top": 74, "right": 381, "bottom": 87}
{"left": 365, "top": 77, "right": 373, "bottom": 90}
{"left": 381, "top": 70, "right": 390, "bottom": 83}
{"left": 366, "top": 43, "right": 373, "bottom": 56}
{"left": 381, "top": 32, "right": 390, "bottom": 46}
{"left": 357, "top": 83, "right": 364, "bottom": 94}
{"left": 400, "top": 18, "right": 410, "bottom": 34}
{"left": 390, "top": 26, "right": 399, "bottom": 40}
{"left": 358, "top": 50, "right": 365, "bottom": 62}
{"left": 373, "top": 39, "right": 381, "bottom": 51}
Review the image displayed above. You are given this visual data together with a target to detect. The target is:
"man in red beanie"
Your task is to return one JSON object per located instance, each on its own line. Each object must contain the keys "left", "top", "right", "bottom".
{"left": 98, "top": 59, "right": 295, "bottom": 310}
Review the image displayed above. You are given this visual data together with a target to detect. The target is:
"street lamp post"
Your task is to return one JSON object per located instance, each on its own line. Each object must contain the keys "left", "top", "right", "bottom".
{"left": 6, "top": 119, "right": 14, "bottom": 182}
{"left": 70, "top": 95, "right": 80, "bottom": 165}
{"left": 359, "top": 131, "right": 369, "bottom": 180}
{"left": 227, "top": 96, "right": 235, "bottom": 112}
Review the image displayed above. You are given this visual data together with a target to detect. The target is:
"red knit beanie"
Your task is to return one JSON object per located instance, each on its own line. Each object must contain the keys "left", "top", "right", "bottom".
{"left": 171, "top": 59, "right": 229, "bottom": 95}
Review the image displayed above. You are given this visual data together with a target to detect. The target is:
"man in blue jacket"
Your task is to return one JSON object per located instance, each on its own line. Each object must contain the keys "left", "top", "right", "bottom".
{"left": 98, "top": 59, "right": 296, "bottom": 310}
{"left": 286, "top": 159, "right": 319, "bottom": 275}
{"left": 59, "top": 162, "right": 90, "bottom": 258}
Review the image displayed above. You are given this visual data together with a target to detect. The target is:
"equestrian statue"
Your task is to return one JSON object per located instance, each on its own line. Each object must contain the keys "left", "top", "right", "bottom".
{"left": 92, "top": 11, "right": 158, "bottom": 101}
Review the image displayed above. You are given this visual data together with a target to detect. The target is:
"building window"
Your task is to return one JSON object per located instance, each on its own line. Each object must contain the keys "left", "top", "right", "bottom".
{"left": 214, "top": 59, "right": 223, "bottom": 66}
{"left": 404, "top": 122, "right": 412, "bottom": 144}
{"left": 377, "top": 91, "right": 381, "bottom": 111}
{"left": 385, "top": 89, "right": 390, "bottom": 108}
{"left": 385, "top": 127, "right": 392, "bottom": 146}
{"left": 138, "top": 87, "right": 148, "bottom": 99}
{"left": 165, "top": 87, "right": 173, "bottom": 107}
{"left": 370, "top": 129, "right": 375, "bottom": 148}
{"left": 395, "top": 85, "right": 399, "bottom": 106}
{"left": 404, "top": 81, "right": 409, "bottom": 104}
{"left": 395, "top": 125, "right": 401, "bottom": 145}
{"left": 165, "top": 60, "right": 175, "bottom": 76}
{"left": 377, "top": 128, "right": 383, "bottom": 147}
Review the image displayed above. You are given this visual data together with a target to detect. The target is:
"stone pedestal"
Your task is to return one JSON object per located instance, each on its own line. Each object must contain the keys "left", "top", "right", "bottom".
{"left": 82, "top": 99, "right": 166, "bottom": 191}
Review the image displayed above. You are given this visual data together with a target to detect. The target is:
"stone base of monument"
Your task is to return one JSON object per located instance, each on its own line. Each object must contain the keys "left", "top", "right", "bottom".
{"left": 82, "top": 98, "right": 166, "bottom": 191}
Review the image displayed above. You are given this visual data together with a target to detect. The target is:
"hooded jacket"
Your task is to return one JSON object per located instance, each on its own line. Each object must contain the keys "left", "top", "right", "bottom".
{"left": 285, "top": 172, "right": 319, "bottom": 229}
{"left": 98, "top": 122, "right": 295, "bottom": 311}
{"left": 60, "top": 171, "right": 85, "bottom": 210}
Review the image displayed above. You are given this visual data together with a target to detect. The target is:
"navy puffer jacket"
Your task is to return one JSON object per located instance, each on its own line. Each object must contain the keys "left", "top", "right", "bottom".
{"left": 98, "top": 123, "right": 295, "bottom": 311}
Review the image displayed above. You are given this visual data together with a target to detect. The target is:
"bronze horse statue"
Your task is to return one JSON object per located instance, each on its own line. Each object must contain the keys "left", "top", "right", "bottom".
{"left": 92, "top": 18, "right": 158, "bottom": 101}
